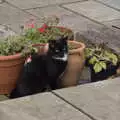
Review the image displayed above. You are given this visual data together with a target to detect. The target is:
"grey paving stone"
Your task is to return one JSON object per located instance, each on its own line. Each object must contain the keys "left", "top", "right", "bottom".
{"left": 103, "top": 19, "right": 120, "bottom": 28}
{"left": 6, "top": 0, "right": 83, "bottom": 9}
{"left": 0, "top": 93, "right": 91, "bottom": 120}
{"left": 0, "top": 3, "right": 38, "bottom": 32}
{"left": 63, "top": 0, "right": 120, "bottom": 22}
{"left": 27, "top": 6, "right": 73, "bottom": 19}
{"left": 97, "top": 0, "right": 120, "bottom": 10}
{"left": 103, "top": 19, "right": 120, "bottom": 34}
{"left": 58, "top": 14, "right": 120, "bottom": 54}
{"left": 0, "top": 25, "right": 15, "bottom": 38}
{"left": 54, "top": 78, "right": 120, "bottom": 120}
{"left": 58, "top": 14, "right": 102, "bottom": 33}
{"left": 87, "top": 78, "right": 120, "bottom": 102}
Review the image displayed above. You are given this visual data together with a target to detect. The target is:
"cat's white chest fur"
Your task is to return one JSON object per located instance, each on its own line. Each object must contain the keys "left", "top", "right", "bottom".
{"left": 52, "top": 53, "right": 68, "bottom": 61}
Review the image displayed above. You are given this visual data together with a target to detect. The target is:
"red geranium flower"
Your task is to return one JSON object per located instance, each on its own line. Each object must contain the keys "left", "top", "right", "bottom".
{"left": 42, "top": 24, "right": 48, "bottom": 29}
{"left": 38, "top": 27, "right": 46, "bottom": 33}
{"left": 38, "top": 24, "right": 48, "bottom": 33}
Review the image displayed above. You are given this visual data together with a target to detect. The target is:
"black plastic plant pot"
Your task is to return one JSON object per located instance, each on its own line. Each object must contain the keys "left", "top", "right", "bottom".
{"left": 90, "top": 62, "right": 119, "bottom": 82}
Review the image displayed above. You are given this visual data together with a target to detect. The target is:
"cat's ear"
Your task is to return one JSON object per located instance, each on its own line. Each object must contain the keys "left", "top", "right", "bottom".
{"left": 48, "top": 40, "right": 56, "bottom": 49}
{"left": 61, "top": 36, "right": 68, "bottom": 45}
{"left": 48, "top": 40, "right": 55, "bottom": 44}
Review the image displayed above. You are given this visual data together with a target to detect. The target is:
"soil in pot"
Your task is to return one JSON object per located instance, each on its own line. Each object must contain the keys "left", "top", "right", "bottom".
{"left": 0, "top": 54, "right": 25, "bottom": 94}
{"left": 60, "top": 41, "right": 85, "bottom": 88}
{"left": 89, "top": 62, "right": 119, "bottom": 82}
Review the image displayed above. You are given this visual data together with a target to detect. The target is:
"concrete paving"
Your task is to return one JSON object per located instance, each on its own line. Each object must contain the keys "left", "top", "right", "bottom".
{"left": 5, "top": 0, "right": 83, "bottom": 9}
{"left": 63, "top": 1, "right": 120, "bottom": 22}
{"left": 97, "top": 0, "right": 120, "bottom": 10}
{"left": 0, "top": 0, "right": 120, "bottom": 53}
{"left": 0, "top": 93, "right": 91, "bottom": 120}
{"left": 0, "top": 0, "right": 120, "bottom": 119}
{"left": 54, "top": 78, "right": 120, "bottom": 120}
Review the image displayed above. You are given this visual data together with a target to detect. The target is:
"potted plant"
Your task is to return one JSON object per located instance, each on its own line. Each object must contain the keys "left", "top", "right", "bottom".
{"left": 22, "top": 16, "right": 73, "bottom": 53}
{"left": 85, "top": 43, "right": 120, "bottom": 82}
{"left": 0, "top": 35, "right": 37, "bottom": 94}
{"left": 60, "top": 40, "right": 86, "bottom": 88}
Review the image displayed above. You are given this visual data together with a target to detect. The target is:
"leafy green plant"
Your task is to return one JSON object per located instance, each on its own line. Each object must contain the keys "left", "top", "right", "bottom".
{"left": 85, "top": 43, "right": 119, "bottom": 73}
{"left": 68, "top": 43, "right": 78, "bottom": 50}
{"left": 22, "top": 16, "right": 73, "bottom": 44}
{"left": 0, "top": 35, "right": 37, "bottom": 56}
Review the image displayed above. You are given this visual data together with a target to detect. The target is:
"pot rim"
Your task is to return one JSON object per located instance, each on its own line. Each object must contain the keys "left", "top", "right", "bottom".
{"left": 0, "top": 53, "right": 24, "bottom": 61}
{"left": 32, "top": 43, "right": 47, "bottom": 47}
{"left": 68, "top": 40, "right": 85, "bottom": 55}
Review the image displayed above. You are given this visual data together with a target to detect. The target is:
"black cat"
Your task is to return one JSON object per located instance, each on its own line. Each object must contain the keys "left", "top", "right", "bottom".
{"left": 9, "top": 37, "right": 68, "bottom": 98}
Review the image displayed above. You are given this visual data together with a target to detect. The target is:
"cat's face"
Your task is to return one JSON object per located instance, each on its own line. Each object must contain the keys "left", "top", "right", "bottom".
{"left": 48, "top": 37, "right": 68, "bottom": 61}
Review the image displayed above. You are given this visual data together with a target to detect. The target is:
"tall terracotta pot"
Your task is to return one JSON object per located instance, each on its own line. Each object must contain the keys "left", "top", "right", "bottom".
{"left": 0, "top": 53, "right": 25, "bottom": 94}
{"left": 32, "top": 43, "right": 48, "bottom": 55}
{"left": 61, "top": 41, "right": 85, "bottom": 88}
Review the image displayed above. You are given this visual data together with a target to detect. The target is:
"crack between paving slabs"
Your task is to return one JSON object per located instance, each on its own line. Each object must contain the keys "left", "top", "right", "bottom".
{"left": 51, "top": 91, "right": 97, "bottom": 120}
{"left": 24, "top": 0, "right": 86, "bottom": 10}
{"left": 4, "top": 1, "right": 40, "bottom": 20}
{"left": 59, "top": 4, "right": 106, "bottom": 27}
{"left": 94, "top": 0, "right": 120, "bottom": 12}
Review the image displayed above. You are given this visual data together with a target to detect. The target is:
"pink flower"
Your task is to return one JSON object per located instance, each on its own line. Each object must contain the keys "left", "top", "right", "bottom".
{"left": 42, "top": 24, "right": 48, "bottom": 29}
{"left": 27, "top": 23, "right": 35, "bottom": 28}
{"left": 25, "top": 19, "right": 35, "bottom": 28}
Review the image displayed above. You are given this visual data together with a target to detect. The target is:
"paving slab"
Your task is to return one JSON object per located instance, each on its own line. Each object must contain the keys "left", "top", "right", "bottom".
{"left": 27, "top": 5, "right": 73, "bottom": 19}
{"left": 0, "top": 92, "right": 91, "bottom": 120}
{"left": 0, "top": 3, "right": 38, "bottom": 32}
{"left": 103, "top": 19, "right": 120, "bottom": 28}
{"left": 6, "top": 0, "right": 83, "bottom": 9}
{"left": 63, "top": 0, "right": 120, "bottom": 22}
{"left": 103, "top": 19, "right": 120, "bottom": 33}
{"left": 54, "top": 78, "right": 120, "bottom": 120}
{"left": 0, "top": 25, "right": 15, "bottom": 38}
{"left": 86, "top": 78, "right": 120, "bottom": 102}
{"left": 58, "top": 14, "right": 102, "bottom": 33}
{"left": 58, "top": 14, "right": 120, "bottom": 54}
{"left": 97, "top": 0, "right": 120, "bottom": 10}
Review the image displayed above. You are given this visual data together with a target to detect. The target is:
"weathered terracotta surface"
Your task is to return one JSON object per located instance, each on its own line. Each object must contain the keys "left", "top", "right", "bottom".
{"left": 61, "top": 41, "right": 85, "bottom": 87}
{"left": 0, "top": 53, "right": 25, "bottom": 94}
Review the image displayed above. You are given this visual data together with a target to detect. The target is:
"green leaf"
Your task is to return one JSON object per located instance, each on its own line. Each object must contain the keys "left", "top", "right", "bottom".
{"left": 85, "top": 48, "right": 94, "bottom": 58}
{"left": 104, "top": 51, "right": 118, "bottom": 65}
{"left": 110, "top": 53, "right": 118, "bottom": 65}
{"left": 94, "top": 62, "right": 102, "bottom": 73}
{"left": 99, "top": 61, "right": 107, "bottom": 70}
{"left": 89, "top": 56, "right": 98, "bottom": 64}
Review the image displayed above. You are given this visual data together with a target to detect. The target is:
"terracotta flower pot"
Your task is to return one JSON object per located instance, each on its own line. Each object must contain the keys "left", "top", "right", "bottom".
{"left": 61, "top": 41, "right": 85, "bottom": 88}
{"left": 0, "top": 53, "right": 25, "bottom": 94}
{"left": 32, "top": 43, "right": 48, "bottom": 55}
